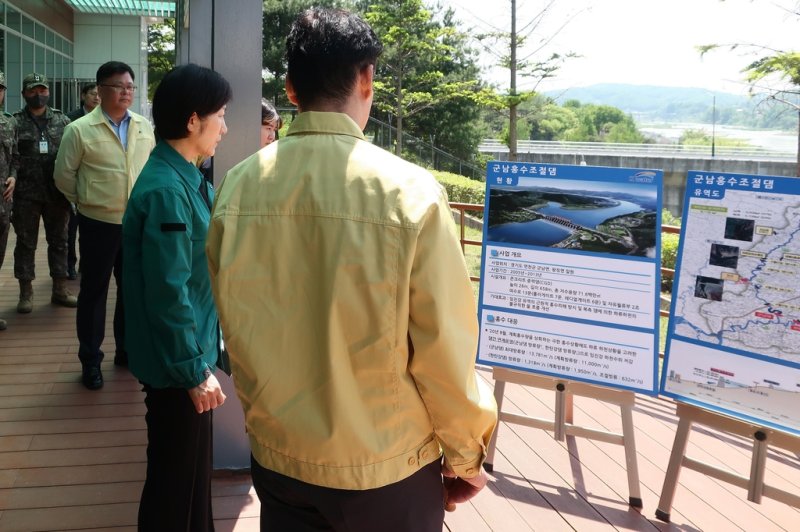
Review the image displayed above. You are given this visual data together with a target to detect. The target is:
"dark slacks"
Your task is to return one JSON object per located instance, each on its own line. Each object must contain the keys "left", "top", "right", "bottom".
{"left": 139, "top": 386, "right": 214, "bottom": 532}
{"left": 251, "top": 454, "right": 445, "bottom": 532}
{"left": 76, "top": 214, "right": 123, "bottom": 367}
{"left": 67, "top": 207, "right": 78, "bottom": 270}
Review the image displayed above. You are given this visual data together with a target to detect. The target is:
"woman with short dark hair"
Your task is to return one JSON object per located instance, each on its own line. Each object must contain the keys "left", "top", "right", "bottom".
{"left": 121, "top": 63, "right": 232, "bottom": 532}
{"left": 260, "top": 98, "right": 283, "bottom": 147}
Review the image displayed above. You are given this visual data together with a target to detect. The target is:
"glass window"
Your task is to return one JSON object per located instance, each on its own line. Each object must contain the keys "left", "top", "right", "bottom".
{"left": 47, "top": 50, "right": 54, "bottom": 79}
{"left": 6, "top": 6, "right": 20, "bottom": 33}
{"left": 65, "top": 41, "right": 72, "bottom": 58}
{"left": 34, "top": 22, "right": 44, "bottom": 42}
{"left": 46, "top": 29, "right": 55, "bottom": 49}
{"left": 0, "top": 3, "right": 5, "bottom": 27}
{"left": 6, "top": 34, "right": 21, "bottom": 111}
{"left": 21, "top": 16, "right": 34, "bottom": 39}
{"left": 22, "top": 40, "right": 33, "bottom": 74}
{"left": 35, "top": 45, "right": 44, "bottom": 73}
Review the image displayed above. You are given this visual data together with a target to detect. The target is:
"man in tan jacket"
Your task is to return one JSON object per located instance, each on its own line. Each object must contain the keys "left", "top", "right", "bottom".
{"left": 55, "top": 61, "right": 155, "bottom": 390}
{"left": 208, "top": 8, "right": 497, "bottom": 531}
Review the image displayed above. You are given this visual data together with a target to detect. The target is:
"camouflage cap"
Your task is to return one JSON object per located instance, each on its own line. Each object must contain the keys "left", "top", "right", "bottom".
{"left": 0, "top": 71, "right": 5, "bottom": 89}
{"left": 23, "top": 73, "right": 48, "bottom": 91}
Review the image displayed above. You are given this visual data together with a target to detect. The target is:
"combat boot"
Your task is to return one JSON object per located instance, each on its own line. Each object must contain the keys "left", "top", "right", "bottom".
{"left": 17, "top": 280, "right": 33, "bottom": 314}
{"left": 51, "top": 278, "right": 78, "bottom": 308}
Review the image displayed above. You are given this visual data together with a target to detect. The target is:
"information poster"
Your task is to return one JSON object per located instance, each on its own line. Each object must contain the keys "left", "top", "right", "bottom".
{"left": 477, "top": 162, "right": 662, "bottom": 394}
{"left": 662, "top": 171, "right": 800, "bottom": 435}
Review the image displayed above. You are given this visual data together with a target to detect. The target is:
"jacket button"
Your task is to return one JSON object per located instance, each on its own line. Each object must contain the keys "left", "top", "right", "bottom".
{"left": 466, "top": 468, "right": 475, "bottom": 475}
{"left": 407, "top": 457, "right": 416, "bottom": 466}
{"left": 421, "top": 450, "right": 429, "bottom": 459}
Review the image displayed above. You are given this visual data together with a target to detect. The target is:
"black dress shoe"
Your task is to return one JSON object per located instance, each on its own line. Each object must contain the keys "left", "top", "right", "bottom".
{"left": 114, "top": 351, "right": 128, "bottom": 367}
{"left": 82, "top": 366, "right": 104, "bottom": 390}
{"left": 67, "top": 266, "right": 78, "bottom": 280}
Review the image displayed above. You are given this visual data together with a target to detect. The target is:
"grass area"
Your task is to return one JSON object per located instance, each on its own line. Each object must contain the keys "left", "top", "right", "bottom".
{"left": 461, "top": 224, "right": 483, "bottom": 301}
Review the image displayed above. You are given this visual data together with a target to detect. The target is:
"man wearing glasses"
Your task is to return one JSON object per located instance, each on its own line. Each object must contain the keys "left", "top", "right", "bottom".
{"left": 55, "top": 61, "right": 155, "bottom": 390}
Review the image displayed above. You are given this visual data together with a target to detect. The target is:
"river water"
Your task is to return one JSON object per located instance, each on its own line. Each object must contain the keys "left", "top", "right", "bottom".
{"left": 488, "top": 199, "right": 643, "bottom": 246}
{"left": 639, "top": 123, "right": 796, "bottom": 154}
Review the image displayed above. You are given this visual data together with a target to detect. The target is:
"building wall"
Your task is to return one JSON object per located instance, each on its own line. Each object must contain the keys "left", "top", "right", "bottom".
{"left": 72, "top": 13, "right": 148, "bottom": 115}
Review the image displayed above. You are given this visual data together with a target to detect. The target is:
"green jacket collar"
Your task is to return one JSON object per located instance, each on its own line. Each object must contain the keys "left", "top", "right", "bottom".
{"left": 153, "top": 140, "right": 203, "bottom": 189}
{"left": 286, "top": 111, "right": 366, "bottom": 141}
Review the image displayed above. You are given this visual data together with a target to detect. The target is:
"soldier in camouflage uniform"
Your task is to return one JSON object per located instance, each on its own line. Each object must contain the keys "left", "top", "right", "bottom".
{"left": 11, "top": 73, "right": 76, "bottom": 313}
{"left": 0, "top": 71, "right": 17, "bottom": 330}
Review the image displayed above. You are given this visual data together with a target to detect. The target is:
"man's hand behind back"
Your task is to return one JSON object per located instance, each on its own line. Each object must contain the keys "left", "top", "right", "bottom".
{"left": 442, "top": 464, "right": 488, "bottom": 512}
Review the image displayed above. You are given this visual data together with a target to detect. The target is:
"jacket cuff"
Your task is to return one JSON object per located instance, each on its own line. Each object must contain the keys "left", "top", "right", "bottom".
{"left": 445, "top": 454, "right": 485, "bottom": 479}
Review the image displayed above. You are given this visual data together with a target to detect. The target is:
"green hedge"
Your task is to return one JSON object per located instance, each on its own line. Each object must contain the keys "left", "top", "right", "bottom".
{"left": 432, "top": 170, "right": 485, "bottom": 205}
{"left": 661, "top": 232, "right": 680, "bottom": 292}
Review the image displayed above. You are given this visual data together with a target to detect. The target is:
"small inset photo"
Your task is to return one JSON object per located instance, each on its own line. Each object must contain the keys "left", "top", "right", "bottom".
{"left": 724, "top": 217, "right": 755, "bottom": 242}
{"left": 694, "top": 275, "right": 724, "bottom": 301}
{"left": 709, "top": 243, "right": 740, "bottom": 269}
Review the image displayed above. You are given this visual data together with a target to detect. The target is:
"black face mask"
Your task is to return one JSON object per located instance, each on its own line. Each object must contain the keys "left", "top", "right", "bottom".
{"left": 25, "top": 94, "right": 49, "bottom": 110}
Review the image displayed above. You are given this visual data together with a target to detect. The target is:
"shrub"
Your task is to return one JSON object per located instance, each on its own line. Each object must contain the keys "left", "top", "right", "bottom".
{"left": 432, "top": 170, "right": 485, "bottom": 206}
{"left": 661, "top": 232, "right": 680, "bottom": 292}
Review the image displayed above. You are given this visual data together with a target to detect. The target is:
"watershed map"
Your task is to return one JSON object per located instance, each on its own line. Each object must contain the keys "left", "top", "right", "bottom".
{"left": 672, "top": 189, "right": 800, "bottom": 364}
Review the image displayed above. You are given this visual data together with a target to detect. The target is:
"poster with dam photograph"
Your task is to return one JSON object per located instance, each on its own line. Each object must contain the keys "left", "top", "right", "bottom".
{"left": 477, "top": 162, "right": 663, "bottom": 394}
{"left": 662, "top": 171, "right": 800, "bottom": 435}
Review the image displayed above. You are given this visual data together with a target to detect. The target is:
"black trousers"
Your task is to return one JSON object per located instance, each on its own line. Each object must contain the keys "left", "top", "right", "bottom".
{"left": 251, "top": 454, "right": 445, "bottom": 532}
{"left": 76, "top": 214, "right": 123, "bottom": 367}
{"left": 139, "top": 386, "right": 214, "bottom": 532}
{"left": 67, "top": 207, "right": 78, "bottom": 270}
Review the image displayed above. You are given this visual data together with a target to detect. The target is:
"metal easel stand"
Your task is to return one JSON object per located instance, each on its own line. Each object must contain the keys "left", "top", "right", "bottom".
{"left": 484, "top": 367, "right": 643, "bottom": 508}
{"left": 655, "top": 402, "right": 800, "bottom": 522}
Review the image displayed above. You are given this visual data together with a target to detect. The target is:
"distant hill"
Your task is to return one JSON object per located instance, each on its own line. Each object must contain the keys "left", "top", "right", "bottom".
{"left": 544, "top": 83, "right": 795, "bottom": 130}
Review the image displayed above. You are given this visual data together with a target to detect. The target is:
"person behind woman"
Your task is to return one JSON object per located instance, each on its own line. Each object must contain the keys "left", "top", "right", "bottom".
{"left": 121, "top": 63, "right": 231, "bottom": 532}
{"left": 260, "top": 98, "right": 282, "bottom": 148}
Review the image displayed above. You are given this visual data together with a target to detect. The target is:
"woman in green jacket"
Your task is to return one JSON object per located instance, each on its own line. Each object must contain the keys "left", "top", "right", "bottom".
{"left": 122, "top": 63, "right": 231, "bottom": 532}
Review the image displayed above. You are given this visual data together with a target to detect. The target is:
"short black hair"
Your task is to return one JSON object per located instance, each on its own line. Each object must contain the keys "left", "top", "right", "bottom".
{"left": 286, "top": 8, "right": 382, "bottom": 108}
{"left": 96, "top": 61, "right": 135, "bottom": 84}
{"left": 261, "top": 98, "right": 282, "bottom": 128}
{"left": 152, "top": 63, "right": 232, "bottom": 140}
{"left": 80, "top": 83, "right": 97, "bottom": 96}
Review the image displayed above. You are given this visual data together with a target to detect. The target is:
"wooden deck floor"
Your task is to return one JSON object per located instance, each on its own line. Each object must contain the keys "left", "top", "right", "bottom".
{"left": 1, "top": 230, "right": 799, "bottom": 531}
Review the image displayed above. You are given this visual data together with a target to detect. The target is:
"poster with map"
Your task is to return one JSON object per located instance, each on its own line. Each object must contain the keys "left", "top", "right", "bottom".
{"left": 662, "top": 171, "right": 800, "bottom": 435}
{"left": 476, "top": 162, "right": 662, "bottom": 394}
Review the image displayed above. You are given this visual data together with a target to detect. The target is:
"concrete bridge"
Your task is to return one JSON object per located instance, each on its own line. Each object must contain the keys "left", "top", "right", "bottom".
{"left": 478, "top": 140, "right": 798, "bottom": 214}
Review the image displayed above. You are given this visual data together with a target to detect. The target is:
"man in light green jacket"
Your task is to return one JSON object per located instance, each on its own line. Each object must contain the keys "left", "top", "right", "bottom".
{"left": 54, "top": 61, "right": 155, "bottom": 390}
{"left": 207, "top": 8, "right": 497, "bottom": 531}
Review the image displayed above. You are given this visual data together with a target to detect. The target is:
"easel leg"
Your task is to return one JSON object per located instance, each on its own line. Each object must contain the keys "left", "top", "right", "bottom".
{"left": 748, "top": 431, "right": 768, "bottom": 503}
{"left": 484, "top": 379, "right": 507, "bottom": 472}
{"left": 554, "top": 383, "right": 567, "bottom": 441}
{"left": 656, "top": 414, "right": 693, "bottom": 522}
{"left": 620, "top": 402, "right": 643, "bottom": 508}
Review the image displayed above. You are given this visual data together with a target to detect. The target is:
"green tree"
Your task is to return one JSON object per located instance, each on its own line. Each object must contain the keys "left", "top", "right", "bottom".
{"left": 147, "top": 18, "right": 176, "bottom": 100}
{"left": 399, "top": 6, "right": 491, "bottom": 161}
{"left": 366, "top": 0, "right": 498, "bottom": 156}
{"left": 475, "top": 1, "right": 580, "bottom": 159}
{"left": 262, "top": 0, "right": 348, "bottom": 105}
{"left": 698, "top": 2, "right": 800, "bottom": 174}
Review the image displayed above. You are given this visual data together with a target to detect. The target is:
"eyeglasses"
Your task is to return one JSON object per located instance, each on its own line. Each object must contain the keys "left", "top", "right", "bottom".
{"left": 100, "top": 84, "right": 137, "bottom": 93}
